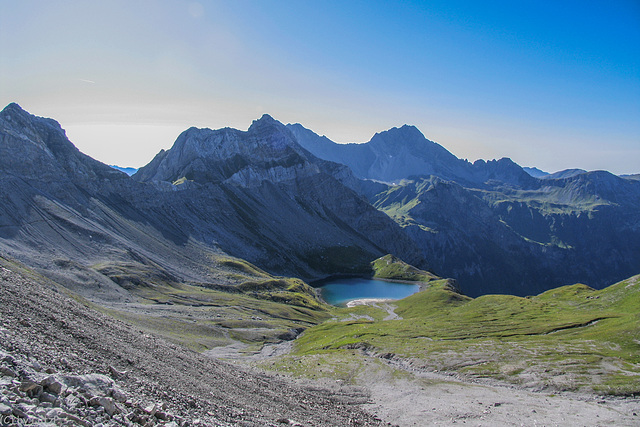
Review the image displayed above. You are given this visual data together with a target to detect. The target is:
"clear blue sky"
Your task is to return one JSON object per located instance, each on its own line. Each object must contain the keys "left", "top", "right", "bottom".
{"left": 1, "top": 0, "right": 639, "bottom": 174}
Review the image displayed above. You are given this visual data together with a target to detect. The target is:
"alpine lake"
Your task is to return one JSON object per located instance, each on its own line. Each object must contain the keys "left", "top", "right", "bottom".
{"left": 315, "top": 277, "right": 421, "bottom": 306}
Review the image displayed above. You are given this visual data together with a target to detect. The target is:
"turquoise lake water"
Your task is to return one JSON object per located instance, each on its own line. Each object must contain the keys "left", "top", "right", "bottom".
{"left": 316, "top": 277, "right": 420, "bottom": 306}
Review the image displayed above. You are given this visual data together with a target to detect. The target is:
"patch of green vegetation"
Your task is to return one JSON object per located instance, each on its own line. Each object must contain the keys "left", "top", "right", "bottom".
{"left": 394, "top": 279, "right": 471, "bottom": 317}
{"left": 94, "top": 278, "right": 332, "bottom": 351}
{"left": 326, "top": 304, "right": 390, "bottom": 322}
{"left": 238, "top": 277, "right": 324, "bottom": 309}
{"left": 219, "top": 257, "right": 270, "bottom": 278}
{"left": 289, "top": 275, "right": 640, "bottom": 395}
{"left": 370, "top": 254, "right": 438, "bottom": 282}
{"left": 172, "top": 176, "right": 190, "bottom": 185}
{"left": 86, "top": 254, "right": 337, "bottom": 352}
{"left": 256, "top": 352, "right": 362, "bottom": 383}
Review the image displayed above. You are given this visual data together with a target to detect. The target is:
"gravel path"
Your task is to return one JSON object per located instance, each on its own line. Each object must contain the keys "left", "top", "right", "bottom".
{"left": 359, "top": 357, "right": 640, "bottom": 426}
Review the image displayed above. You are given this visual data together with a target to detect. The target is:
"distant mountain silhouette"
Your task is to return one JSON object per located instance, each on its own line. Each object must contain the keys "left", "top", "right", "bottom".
{"left": 288, "top": 123, "right": 537, "bottom": 188}
{"left": 110, "top": 165, "right": 138, "bottom": 176}
{"left": 523, "top": 166, "right": 549, "bottom": 178}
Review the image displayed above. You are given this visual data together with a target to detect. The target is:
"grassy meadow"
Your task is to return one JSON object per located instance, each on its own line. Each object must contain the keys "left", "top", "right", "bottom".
{"left": 266, "top": 275, "right": 640, "bottom": 395}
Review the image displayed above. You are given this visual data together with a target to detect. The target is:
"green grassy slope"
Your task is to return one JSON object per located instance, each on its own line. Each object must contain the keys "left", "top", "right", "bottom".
{"left": 289, "top": 276, "right": 640, "bottom": 395}
{"left": 370, "top": 254, "right": 439, "bottom": 282}
{"left": 1, "top": 253, "right": 331, "bottom": 353}
{"left": 91, "top": 255, "right": 331, "bottom": 352}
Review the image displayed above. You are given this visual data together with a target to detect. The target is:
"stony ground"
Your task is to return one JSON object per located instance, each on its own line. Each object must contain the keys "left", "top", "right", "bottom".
{"left": 0, "top": 266, "right": 383, "bottom": 426}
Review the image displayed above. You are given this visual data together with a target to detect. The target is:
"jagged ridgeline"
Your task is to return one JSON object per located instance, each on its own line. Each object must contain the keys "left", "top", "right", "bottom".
{"left": 1, "top": 102, "right": 639, "bottom": 298}
{"left": 0, "top": 103, "right": 419, "bottom": 305}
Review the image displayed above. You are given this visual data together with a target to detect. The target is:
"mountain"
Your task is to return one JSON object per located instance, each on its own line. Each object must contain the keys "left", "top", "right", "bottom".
{"left": 132, "top": 113, "right": 422, "bottom": 275}
{"left": 372, "top": 174, "right": 640, "bottom": 296}
{"left": 543, "top": 168, "right": 588, "bottom": 179}
{"left": 288, "top": 123, "right": 469, "bottom": 184}
{"left": 110, "top": 165, "right": 138, "bottom": 175}
{"left": 287, "top": 123, "right": 536, "bottom": 188}
{"left": 2, "top": 102, "right": 638, "bottom": 298}
{"left": 523, "top": 166, "right": 549, "bottom": 178}
{"left": 135, "top": 114, "right": 358, "bottom": 190}
{"left": 287, "top": 121, "right": 640, "bottom": 296}
{"left": 0, "top": 104, "right": 421, "bottom": 303}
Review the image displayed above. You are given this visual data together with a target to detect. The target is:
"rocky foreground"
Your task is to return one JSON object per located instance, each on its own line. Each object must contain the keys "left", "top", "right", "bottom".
{"left": 0, "top": 265, "right": 383, "bottom": 426}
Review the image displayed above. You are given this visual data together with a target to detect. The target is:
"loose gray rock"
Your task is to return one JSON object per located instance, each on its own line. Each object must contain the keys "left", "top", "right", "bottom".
{"left": 0, "top": 402, "right": 12, "bottom": 415}
{"left": 0, "top": 266, "right": 381, "bottom": 426}
{"left": 18, "top": 380, "right": 42, "bottom": 398}
{"left": 41, "top": 375, "right": 63, "bottom": 395}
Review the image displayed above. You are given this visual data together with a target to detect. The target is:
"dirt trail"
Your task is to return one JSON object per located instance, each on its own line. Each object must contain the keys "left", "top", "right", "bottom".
{"left": 346, "top": 298, "right": 403, "bottom": 320}
{"left": 359, "top": 362, "right": 640, "bottom": 426}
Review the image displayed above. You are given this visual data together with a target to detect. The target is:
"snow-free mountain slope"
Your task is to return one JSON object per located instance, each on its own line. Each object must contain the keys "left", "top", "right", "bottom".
{"left": 2, "top": 102, "right": 639, "bottom": 297}
{"left": 523, "top": 166, "right": 549, "bottom": 178}
{"left": 0, "top": 104, "right": 421, "bottom": 301}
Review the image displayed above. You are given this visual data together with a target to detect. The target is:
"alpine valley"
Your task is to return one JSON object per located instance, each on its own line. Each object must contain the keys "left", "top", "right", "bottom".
{"left": 1, "top": 103, "right": 639, "bottom": 426}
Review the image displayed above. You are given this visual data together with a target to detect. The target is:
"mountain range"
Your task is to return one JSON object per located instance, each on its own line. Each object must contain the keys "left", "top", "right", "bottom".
{"left": 1, "top": 102, "right": 639, "bottom": 298}
{"left": 0, "top": 104, "right": 418, "bottom": 302}
{"left": 289, "top": 122, "right": 640, "bottom": 296}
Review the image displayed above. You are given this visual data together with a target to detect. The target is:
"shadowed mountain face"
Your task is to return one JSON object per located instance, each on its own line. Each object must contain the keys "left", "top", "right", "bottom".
{"left": 0, "top": 104, "right": 421, "bottom": 300}
{"left": 135, "top": 114, "right": 359, "bottom": 191}
{"left": 287, "top": 122, "right": 640, "bottom": 296}
{"left": 373, "top": 176, "right": 640, "bottom": 296}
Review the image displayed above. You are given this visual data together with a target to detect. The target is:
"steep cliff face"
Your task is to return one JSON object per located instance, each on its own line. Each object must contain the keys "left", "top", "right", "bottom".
{"left": 0, "top": 103, "right": 126, "bottom": 190}
{"left": 0, "top": 104, "right": 220, "bottom": 300}
{"left": 135, "top": 114, "right": 359, "bottom": 191}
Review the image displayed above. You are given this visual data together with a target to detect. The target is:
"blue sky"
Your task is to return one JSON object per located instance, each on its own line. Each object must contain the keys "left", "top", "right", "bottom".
{"left": 1, "top": 0, "right": 639, "bottom": 174}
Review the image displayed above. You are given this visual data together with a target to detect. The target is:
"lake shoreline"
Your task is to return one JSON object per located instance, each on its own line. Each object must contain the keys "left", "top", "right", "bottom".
{"left": 346, "top": 298, "right": 394, "bottom": 307}
{"left": 316, "top": 277, "right": 422, "bottom": 306}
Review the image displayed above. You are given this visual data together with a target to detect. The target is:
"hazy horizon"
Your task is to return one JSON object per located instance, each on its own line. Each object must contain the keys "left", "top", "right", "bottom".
{"left": 1, "top": 1, "right": 639, "bottom": 174}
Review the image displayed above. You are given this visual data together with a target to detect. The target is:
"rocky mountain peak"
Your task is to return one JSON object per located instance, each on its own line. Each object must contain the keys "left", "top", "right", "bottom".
{"left": 251, "top": 113, "right": 278, "bottom": 127}
{"left": 0, "top": 102, "right": 124, "bottom": 184}
{"left": 2, "top": 102, "right": 37, "bottom": 122}
{"left": 1, "top": 103, "right": 63, "bottom": 149}
{"left": 134, "top": 115, "right": 328, "bottom": 187}
{"left": 369, "top": 124, "right": 425, "bottom": 149}
{"left": 470, "top": 157, "right": 538, "bottom": 188}
{"left": 2, "top": 102, "right": 30, "bottom": 120}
